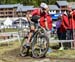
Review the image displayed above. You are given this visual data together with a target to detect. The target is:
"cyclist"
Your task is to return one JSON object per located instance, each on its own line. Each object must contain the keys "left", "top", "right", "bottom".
{"left": 25, "top": 2, "right": 52, "bottom": 48}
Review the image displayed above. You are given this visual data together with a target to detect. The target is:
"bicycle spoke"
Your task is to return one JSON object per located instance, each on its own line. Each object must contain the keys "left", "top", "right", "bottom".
{"left": 32, "top": 33, "right": 49, "bottom": 58}
{"left": 33, "top": 37, "right": 46, "bottom": 56}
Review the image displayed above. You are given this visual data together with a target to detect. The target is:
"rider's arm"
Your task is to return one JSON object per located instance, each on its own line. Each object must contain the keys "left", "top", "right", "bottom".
{"left": 26, "top": 9, "right": 38, "bottom": 21}
{"left": 44, "top": 10, "right": 52, "bottom": 30}
{"left": 44, "top": 18, "right": 49, "bottom": 30}
{"left": 44, "top": 12, "right": 50, "bottom": 30}
{"left": 26, "top": 14, "right": 32, "bottom": 22}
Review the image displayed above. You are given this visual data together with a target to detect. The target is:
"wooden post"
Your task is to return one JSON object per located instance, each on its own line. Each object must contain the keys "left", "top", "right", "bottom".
{"left": 71, "top": 40, "right": 73, "bottom": 49}
{"left": 72, "top": 11, "right": 75, "bottom": 49}
{"left": 73, "top": 32, "right": 75, "bottom": 49}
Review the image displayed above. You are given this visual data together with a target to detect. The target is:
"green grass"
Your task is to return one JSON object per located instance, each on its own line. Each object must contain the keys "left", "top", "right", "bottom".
{"left": 0, "top": 41, "right": 75, "bottom": 59}
{"left": 0, "top": 28, "right": 18, "bottom": 32}
{"left": 0, "top": 40, "right": 20, "bottom": 55}
{"left": 47, "top": 43, "right": 75, "bottom": 59}
{"left": 0, "top": 41, "right": 75, "bottom": 62}
{"left": 47, "top": 50, "right": 75, "bottom": 59}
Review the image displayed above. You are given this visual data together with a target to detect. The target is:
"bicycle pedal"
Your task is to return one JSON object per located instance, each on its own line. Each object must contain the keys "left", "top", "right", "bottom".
{"left": 24, "top": 45, "right": 30, "bottom": 49}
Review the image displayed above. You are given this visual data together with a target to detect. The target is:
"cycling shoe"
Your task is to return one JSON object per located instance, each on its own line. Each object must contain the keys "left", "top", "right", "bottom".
{"left": 23, "top": 43, "right": 30, "bottom": 48}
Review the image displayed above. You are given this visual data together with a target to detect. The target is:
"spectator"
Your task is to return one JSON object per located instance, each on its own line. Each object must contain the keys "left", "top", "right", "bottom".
{"left": 68, "top": 7, "right": 75, "bottom": 48}
{"left": 66, "top": 6, "right": 73, "bottom": 40}
{"left": 65, "top": 6, "right": 75, "bottom": 48}
{"left": 56, "top": 15, "right": 62, "bottom": 40}
{"left": 56, "top": 15, "right": 63, "bottom": 49}
{"left": 60, "top": 11, "right": 70, "bottom": 49}
{"left": 68, "top": 7, "right": 75, "bottom": 40}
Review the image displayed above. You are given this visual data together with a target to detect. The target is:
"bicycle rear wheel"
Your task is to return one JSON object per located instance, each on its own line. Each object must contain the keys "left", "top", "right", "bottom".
{"left": 19, "top": 38, "right": 29, "bottom": 57}
{"left": 31, "top": 32, "right": 49, "bottom": 58}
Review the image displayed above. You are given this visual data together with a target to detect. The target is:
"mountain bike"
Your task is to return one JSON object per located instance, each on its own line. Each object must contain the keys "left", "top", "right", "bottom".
{"left": 19, "top": 21, "right": 50, "bottom": 58}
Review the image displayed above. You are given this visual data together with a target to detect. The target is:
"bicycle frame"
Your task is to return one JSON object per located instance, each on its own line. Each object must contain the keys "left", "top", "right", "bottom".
{"left": 36, "top": 21, "right": 51, "bottom": 39}
{"left": 30, "top": 21, "right": 50, "bottom": 44}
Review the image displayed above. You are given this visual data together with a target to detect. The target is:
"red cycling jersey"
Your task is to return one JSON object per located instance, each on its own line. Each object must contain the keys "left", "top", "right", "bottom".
{"left": 31, "top": 8, "right": 52, "bottom": 30}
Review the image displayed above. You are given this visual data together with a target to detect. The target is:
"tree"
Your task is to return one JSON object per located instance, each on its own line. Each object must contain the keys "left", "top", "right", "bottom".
{"left": 0, "top": 0, "right": 75, "bottom": 6}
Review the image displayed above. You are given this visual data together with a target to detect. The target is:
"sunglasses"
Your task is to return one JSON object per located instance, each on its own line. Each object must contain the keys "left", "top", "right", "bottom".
{"left": 41, "top": 7, "right": 46, "bottom": 10}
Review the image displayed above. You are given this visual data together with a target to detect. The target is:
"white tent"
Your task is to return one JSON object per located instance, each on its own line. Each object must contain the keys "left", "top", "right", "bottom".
{"left": 4, "top": 17, "right": 12, "bottom": 26}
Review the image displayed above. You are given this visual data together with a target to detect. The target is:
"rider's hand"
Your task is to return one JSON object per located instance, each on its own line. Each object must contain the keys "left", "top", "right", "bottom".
{"left": 26, "top": 14, "right": 32, "bottom": 22}
{"left": 45, "top": 27, "right": 49, "bottom": 31}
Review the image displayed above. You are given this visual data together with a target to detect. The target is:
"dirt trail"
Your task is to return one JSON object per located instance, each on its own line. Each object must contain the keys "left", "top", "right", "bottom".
{"left": 0, "top": 41, "right": 75, "bottom": 62}
{"left": 0, "top": 48, "right": 75, "bottom": 62}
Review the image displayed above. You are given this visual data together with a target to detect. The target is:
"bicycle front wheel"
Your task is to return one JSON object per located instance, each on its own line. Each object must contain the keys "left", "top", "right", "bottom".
{"left": 31, "top": 32, "right": 49, "bottom": 58}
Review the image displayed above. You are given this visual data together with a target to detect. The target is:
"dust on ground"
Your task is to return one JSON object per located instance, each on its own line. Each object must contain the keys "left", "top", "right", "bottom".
{"left": 0, "top": 41, "right": 75, "bottom": 62}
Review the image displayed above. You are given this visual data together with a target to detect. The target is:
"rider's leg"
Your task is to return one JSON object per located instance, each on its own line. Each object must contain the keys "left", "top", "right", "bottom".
{"left": 22, "top": 25, "right": 35, "bottom": 56}
{"left": 26, "top": 25, "right": 35, "bottom": 46}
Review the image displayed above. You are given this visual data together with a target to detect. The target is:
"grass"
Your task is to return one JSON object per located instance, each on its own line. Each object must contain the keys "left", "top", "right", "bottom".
{"left": 0, "top": 40, "right": 75, "bottom": 62}
{"left": 0, "top": 41, "right": 75, "bottom": 58}
{"left": 0, "top": 40, "right": 20, "bottom": 55}
{"left": 0, "top": 28, "right": 18, "bottom": 32}
{"left": 0, "top": 40, "right": 37, "bottom": 62}
{"left": 47, "top": 50, "right": 75, "bottom": 59}
{"left": 47, "top": 43, "right": 75, "bottom": 59}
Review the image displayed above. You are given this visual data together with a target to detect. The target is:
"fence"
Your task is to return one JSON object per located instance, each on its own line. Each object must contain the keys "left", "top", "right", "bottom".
{"left": 49, "top": 40, "right": 75, "bottom": 49}
{"left": 0, "top": 31, "right": 75, "bottom": 49}
{"left": 0, "top": 32, "right": 21, "bottom": 46}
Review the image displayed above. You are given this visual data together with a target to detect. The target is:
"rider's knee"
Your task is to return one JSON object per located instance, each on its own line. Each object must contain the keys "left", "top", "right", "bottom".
{"left": 30, "top": 25, "right": 35, "bottom": 31}
{"left": 30, "top": 30, "right": 35, "bottom": 33}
